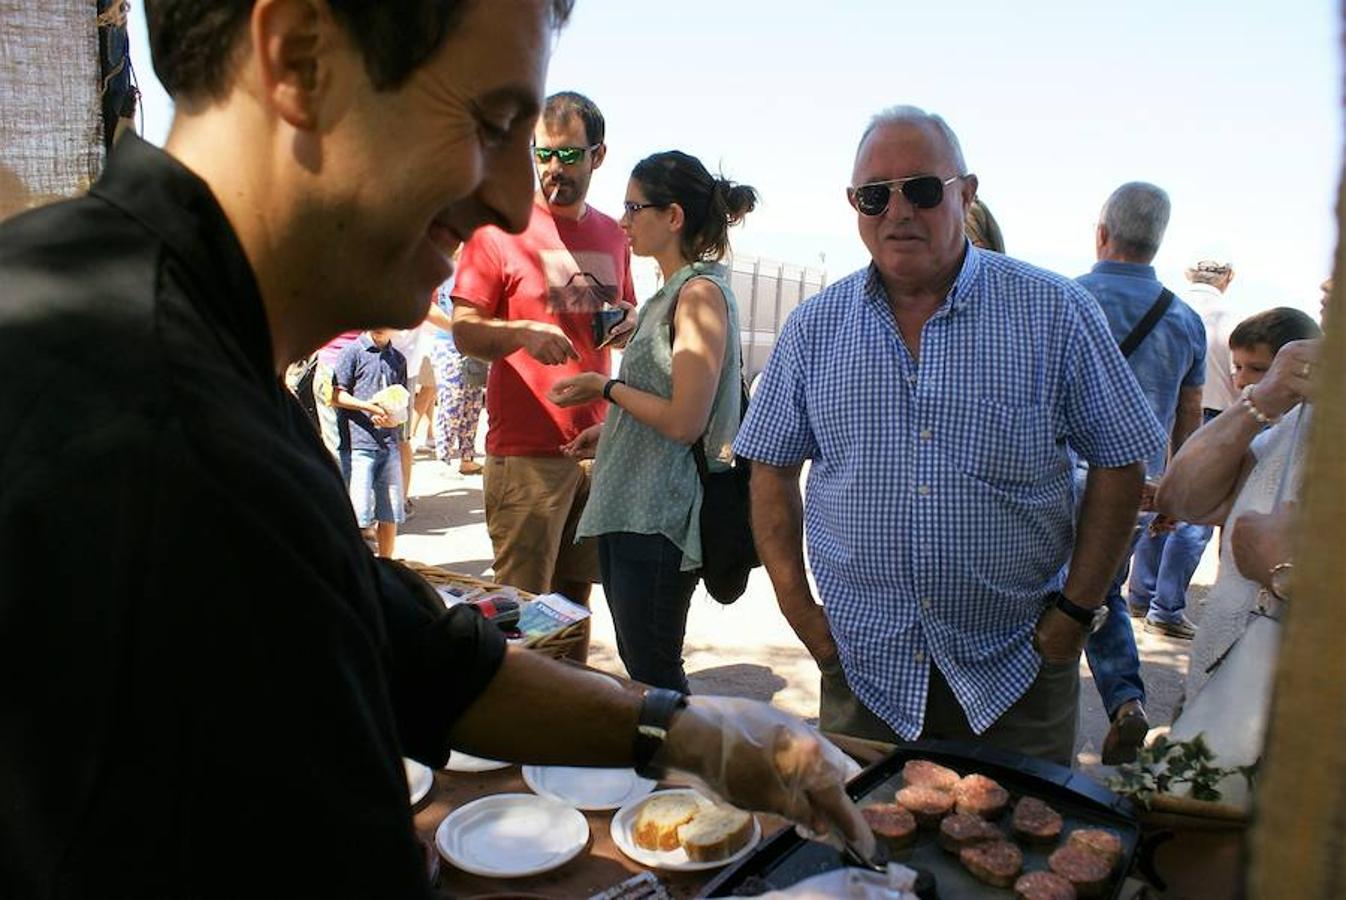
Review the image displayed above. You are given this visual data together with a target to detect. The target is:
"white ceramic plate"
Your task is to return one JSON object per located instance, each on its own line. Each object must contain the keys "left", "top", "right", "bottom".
{"left": 522, "top": 765, "right": 656, "bottom": 811}
{"left": 610, "top": 789, "right": 761, "bottom": 872}
{"left": 404, "top": 758, "right": 434, "bottom": 806}
{"left": 444, "top": 750, "right": 511, "bottom": 773}
{"left": 434, "top": 793, "right": 589, "bottom": 878}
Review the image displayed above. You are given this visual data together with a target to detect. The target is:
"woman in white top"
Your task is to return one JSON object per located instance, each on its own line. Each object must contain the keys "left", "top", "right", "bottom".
{"left": 1156, "top": 334, "right": 1320, "bottom": 695}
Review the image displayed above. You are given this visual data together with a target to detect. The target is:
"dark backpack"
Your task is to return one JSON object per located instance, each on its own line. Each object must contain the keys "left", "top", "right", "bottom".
{"left": 290, "top": 355, "right": 322, "bottom": 431}
{"left": 692, "top": 377, "right": 760, "bottom": 604}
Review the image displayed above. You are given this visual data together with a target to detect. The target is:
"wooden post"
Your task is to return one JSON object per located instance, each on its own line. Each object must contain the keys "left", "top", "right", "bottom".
{"left": 1246, "top": 170, "right": 1346, "bottom": 897}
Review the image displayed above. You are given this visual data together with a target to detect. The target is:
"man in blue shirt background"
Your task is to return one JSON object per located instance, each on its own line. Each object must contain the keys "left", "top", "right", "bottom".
{"left": 334, "top": 328, "right": 409, "bottom": 558}
{"left": 1076, "top": 181, "right": 1206, "bottom": 763}
{"left": 737, "top": 107, "right": 1166, "bottom": 767}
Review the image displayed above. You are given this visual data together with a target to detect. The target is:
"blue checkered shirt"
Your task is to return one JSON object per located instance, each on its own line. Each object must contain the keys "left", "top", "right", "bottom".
{"left": 734, "top": 246, "right": 1166, "bottom": 738}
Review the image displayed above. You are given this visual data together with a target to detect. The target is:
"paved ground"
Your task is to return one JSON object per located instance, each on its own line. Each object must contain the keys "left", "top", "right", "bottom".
{"left": 397, "top": 450, "right": 1214, "bottom": 779}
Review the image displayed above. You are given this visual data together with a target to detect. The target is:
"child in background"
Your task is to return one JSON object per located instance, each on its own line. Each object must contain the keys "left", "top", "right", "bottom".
{"left": 333, "top": 328, "right": 408, "bottom": 557}
{"left": 1229, "top": 307, "right": 1323, "bottom": 391}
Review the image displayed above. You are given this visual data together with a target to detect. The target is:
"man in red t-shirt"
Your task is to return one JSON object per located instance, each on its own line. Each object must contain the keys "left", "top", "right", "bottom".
{"left": 451, "top": 92, "right": 635, "bottom": 658}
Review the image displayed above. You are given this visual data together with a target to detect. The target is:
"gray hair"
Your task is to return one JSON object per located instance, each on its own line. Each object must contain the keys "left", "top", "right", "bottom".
{"left": 856, "top": 105, "right": 968, "bottom": 174}
{"left": 1100, "top": 182, "right": 1171, "bottom": 261}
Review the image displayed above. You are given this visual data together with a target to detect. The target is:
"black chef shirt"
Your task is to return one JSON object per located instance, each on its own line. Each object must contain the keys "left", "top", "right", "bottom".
{"left": 0, "top": 135, "right": 506, "bottom": 898}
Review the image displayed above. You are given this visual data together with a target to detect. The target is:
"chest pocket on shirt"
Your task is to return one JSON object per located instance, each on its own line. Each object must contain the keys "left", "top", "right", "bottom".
{"left": 954, "top": 399, "right": 1056, "bottom": 487}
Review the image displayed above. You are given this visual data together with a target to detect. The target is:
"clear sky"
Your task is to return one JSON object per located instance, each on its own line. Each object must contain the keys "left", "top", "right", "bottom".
{"left": 128, "top": 1, "right": 1340, "bottom": 317}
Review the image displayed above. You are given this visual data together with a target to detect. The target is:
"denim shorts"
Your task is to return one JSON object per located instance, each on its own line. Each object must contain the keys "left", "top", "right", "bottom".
{"left": 342, "top": 447, "right": 404, "bottom": 527}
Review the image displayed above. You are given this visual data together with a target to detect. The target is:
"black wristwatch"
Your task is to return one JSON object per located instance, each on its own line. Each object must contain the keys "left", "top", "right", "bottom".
{"left": 1048, "top": 590, "right": 1108, "bottom": 634}
{"left": 633, "top": 688, "right": 687, "bottom": 779}
{"left": 603, "top": 378, "right": 625, "bottom": 402}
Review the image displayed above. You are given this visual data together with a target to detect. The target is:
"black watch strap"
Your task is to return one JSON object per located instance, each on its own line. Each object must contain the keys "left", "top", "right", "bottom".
{"left": 633, "top": 688, "right": 687, "bottom": 779}
{"left": 1050, "top": 590, "right": 1096, "bottom": 628}
{"left": 603, "top": 378, "right": 625, "bottom": 402}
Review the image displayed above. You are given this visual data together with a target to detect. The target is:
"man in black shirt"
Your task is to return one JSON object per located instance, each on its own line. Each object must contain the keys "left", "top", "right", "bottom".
{"left": 0, "top": 1, "right": 870, "bottom": 896}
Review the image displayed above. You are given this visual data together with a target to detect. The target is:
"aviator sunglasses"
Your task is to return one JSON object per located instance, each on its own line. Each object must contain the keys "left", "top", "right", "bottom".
{"left": 533, "top": 144, "right": 600, "bottom": 166}
{"left": 850, "top": 174, "right": 962, "bottom": 216}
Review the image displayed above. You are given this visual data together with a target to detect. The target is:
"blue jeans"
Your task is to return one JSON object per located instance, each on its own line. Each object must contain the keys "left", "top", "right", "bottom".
{"left": 1126, "top": 522, "right": 1212, "bottom": 623}
{"left": 1073, "top": 462, "right": 1145, "bottom": 718}
{"left": 598, "top": 532, "right": 699, "bottom": 693}
{"left": 1085, "top": 521, "right": 1146, "bottom": 718}
{"left": 341, "top": 446, "right": 404, "bottom": 528}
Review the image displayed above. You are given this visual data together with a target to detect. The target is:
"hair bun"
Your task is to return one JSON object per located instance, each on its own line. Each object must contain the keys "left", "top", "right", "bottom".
{"left": 717, "top": 178, "right": 758, "bottom": 224}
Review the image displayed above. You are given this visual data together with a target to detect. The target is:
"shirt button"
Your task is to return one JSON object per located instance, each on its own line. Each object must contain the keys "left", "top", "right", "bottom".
{"left": 917, "top": 483, "right": 931, "bottom": 496}
{"left": 906, "top": 374, "right": 917, "bottom": 385}
{"left": 920, "top": 597, "right": 933, "bottom": 610}
{"left": 914, "top": 649, "right": 926, "bottom": 663}
{"left": 919, "top": 428, "right": 932, "bottom": 441}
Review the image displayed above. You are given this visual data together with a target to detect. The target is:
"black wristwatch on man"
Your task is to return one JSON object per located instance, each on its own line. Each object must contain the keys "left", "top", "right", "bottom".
{"left": 1047, "top": 590, "right": 1108, "bottom": 634}
{"left": 633, "top": 688, "right": 688, "bottom": 779}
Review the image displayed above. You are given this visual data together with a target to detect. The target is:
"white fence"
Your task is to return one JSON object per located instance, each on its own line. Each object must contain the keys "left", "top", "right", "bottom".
{"left": 728, "top": 255, "right": 827, "bottom": 380}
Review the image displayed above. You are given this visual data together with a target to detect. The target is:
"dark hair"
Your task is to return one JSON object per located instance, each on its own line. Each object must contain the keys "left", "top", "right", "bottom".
{"left": 631, "top": 151, "right": 757, "bottom": 262}
{"left": 542, "top": 91, "right": 605, "bottom": 146}
{"left": 1229, "top": 307, "right": 1322, "bottom": 353}
{"left": 146, "top": 0, "right": 575, "bottom": 100}
{"left": 964, "top": 198, "right": 1005, "bottom": 253}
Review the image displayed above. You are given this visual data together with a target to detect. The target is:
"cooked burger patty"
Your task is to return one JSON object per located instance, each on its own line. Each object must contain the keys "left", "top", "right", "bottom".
{"left": 860, "top": 802, "right": 917, "bottom": 851}
{"left": 1011, "top": 796, "right": 1064, "bottom": 845}
{"left": 1014, "top": 870, "right": 1078, "bottom": 900}
{"left": 960, "top": 840, "right": 1023, "bottom": 888}
{"left": 901, "top": 758, "right": 960, "bottom": 792}
{"left": 1048, "top": 845, "right": 1113, "bottom": 898}
{"left": 938, "top": 812, "right": 1004, "bottom": 853}
{"left": 1066, "top": 828, "right": 1122, "bottom": 869}
{"left": 953, "top": 773, "right": 1009, "bottom": 819}
{"left": 896, "top": 784, "right": 955, "bottom": 827}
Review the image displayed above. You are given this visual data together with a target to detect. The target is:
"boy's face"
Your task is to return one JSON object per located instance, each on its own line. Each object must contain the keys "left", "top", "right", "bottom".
{"left": 1232, "top": 343, "right": 1276, "bottom": 390}
{"left": 369, "top": 329, "right": 393, "bottom": 347}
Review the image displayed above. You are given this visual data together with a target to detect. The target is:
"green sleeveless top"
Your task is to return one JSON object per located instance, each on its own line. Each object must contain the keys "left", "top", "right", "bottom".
{"left": 576, "top": 261, "right": 743, "bottom": 571}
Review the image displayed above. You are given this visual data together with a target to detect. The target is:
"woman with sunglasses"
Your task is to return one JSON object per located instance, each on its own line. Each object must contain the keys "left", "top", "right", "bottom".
{"left": 547, "top": 151, "right": 757, "bottom": 692}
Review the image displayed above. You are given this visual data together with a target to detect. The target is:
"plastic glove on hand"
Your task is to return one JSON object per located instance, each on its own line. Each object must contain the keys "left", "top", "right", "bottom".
{"left": 653, "top": 696, "right": 875, "bottom": 860}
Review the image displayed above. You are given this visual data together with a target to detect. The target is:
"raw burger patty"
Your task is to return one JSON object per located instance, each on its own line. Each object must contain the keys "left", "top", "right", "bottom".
{"left": 960, "top": 839, "right": 1023, "bottom": 888}
{"left": 953, "top": 773, "right": 1009, "bottom": 819}
{"left": 896, "top": 784, "right": 955, "bottom": 826}
{"left": 860, "top": 802, "right": 917, "bottom": 850}
{"left": 1015, "top": 870, "right": 1078, "bottom": 899}
{"left": 1049, "top": 845, "right": 1113, "bottom": 897}
{"left": 901, "top": 758, "right": 960, "bottom": 792}
{"left": 938, "top": 812, "right": 1003, "bottom": 853}
{"left": 1012, "top": 796, "right": 1064, "bottom": 845}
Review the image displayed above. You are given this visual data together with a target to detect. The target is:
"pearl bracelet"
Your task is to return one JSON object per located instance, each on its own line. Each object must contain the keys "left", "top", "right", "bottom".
{"left": 1240, "top": 384, "right": 1279, "bottom": 426}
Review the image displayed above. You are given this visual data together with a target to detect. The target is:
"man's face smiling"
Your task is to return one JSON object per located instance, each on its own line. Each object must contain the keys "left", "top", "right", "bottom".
{"left": 310, "top": 0, "right": 552, "bottom": 330}
{"left": 534, "top": 115, "right": 603, "bottom": 211}
{"left": 850, "top": 121, "right": 976, "bottom": 297}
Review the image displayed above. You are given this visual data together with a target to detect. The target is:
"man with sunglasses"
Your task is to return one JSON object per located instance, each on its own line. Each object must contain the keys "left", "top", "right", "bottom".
{"left": 736, "top": 106, "right": 1166, "bottom": 767}
{"left": 451, "top": 90, "right": 635, "bottom": 657}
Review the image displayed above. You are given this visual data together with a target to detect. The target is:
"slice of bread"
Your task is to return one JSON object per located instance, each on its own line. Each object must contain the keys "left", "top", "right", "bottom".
{"left": 677, "top": 805, "right": 754, "bottom": 862}
{"left": 633, "top": 794, "right": 702, "bottom": 851}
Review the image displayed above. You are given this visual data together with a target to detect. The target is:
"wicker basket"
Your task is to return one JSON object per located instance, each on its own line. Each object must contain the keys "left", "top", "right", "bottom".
{"left": 402, "top": 561, "right": 586, "bottom": 660}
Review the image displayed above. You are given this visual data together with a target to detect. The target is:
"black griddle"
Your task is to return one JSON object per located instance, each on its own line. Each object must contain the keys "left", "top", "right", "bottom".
{"left": 702, "top": 739, "right": 1139, "bottom": 899}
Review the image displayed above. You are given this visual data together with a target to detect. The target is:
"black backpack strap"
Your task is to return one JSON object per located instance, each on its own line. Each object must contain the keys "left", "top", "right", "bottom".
{"left": 1117, "top": 287, "right": 1175, "bottom": 358}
